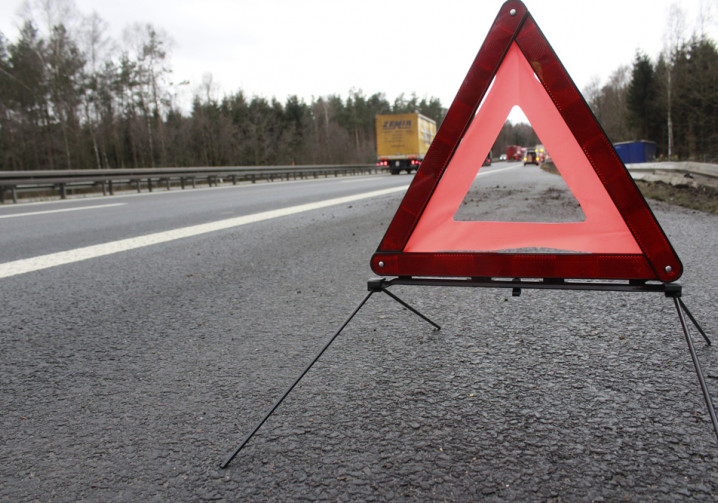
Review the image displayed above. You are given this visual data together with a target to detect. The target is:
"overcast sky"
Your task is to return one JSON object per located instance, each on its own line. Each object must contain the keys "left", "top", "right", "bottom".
{"left": 1, "top": 0, "right": 716, "bottom": 116}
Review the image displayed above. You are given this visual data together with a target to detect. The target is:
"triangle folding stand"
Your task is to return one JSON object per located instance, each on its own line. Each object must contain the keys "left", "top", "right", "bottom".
{"left": 220, "top": 0, "right": 716, "bottom": 468}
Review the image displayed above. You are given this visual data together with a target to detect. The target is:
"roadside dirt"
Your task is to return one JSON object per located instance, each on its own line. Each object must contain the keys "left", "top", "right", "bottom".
{"left": 540, "top": 163, "right": 718, "bottom": 215}
{"left": 633, "top": 180, "right": 718, "bottom": 214}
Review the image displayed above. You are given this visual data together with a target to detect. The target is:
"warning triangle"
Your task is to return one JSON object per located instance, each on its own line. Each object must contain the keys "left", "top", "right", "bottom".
{"left": 371, "top": 0, "right": 682, "bottom": 282}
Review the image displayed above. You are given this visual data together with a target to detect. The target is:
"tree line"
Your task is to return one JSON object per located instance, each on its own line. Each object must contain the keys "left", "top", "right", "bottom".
{"left": 1, "top": 1, "right": 716, "bottom": 171}
{"left": 0, "top": 7, "right": 446, "bottom": 171}
{"left": 586, "top": 31, "right": 718, "bottom": 162}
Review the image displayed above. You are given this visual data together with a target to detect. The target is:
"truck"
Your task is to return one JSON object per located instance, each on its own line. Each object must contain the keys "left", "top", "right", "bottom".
{"left": 376, "top": 113, "right": 437, "bottom": 174}
{"left": 505, "top": 144, "right": 525, "bottom": 161}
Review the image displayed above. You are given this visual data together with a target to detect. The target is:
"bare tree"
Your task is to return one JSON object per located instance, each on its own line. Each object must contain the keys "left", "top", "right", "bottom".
{"left": 18, "top": 0, "right": 79, "bottom": 38}
{"left": 78, "top": 12, "right": 113, "bottom": 168}
{"left": 662, "top": 2, "right": 687, "bottom": 159}
{"left": 584, "top": 65, "right": 631, "bottom": 142}
{"left": 697, "top": 0, "right": 716, "bottom": 39}
{"left": 122, "top": 22, "right": 174, "bottom": 166}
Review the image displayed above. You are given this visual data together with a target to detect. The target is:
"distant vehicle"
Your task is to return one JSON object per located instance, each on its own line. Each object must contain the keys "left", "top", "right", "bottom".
{"left": 376, "top": 113, "right": 437, "bottom": 174}
{"left": 523, "top": 149, "right": 539, "bottom": 165}
{"left": 505, "top": 144, "right": 525, "bottom": 161}
{"left": 483, "top": 155, "right": 492, "bottom": 166}
{"left": 499, "top": 154, "right": 507, "bottom": 161}
{"left": 535, "top": 144, "right": 548, "bottom": 163}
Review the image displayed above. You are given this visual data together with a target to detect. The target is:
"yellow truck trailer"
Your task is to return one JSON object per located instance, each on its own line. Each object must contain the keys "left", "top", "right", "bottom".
{"left": 376, "top": 113, "right": 437, "bottom": 174}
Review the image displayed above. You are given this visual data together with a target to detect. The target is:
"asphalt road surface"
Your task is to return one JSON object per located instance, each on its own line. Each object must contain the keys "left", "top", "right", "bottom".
{"left": 2, "top": 164, "right": 717, "bottom": 501}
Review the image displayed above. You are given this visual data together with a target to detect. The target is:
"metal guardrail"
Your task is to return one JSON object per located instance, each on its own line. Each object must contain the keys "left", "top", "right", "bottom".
{"left": 0, "top": 164, "right": 383, "bottom": 203}
{"left": 3, "top": 161, "right": 715, "bottom": 204}
{"left": 540, "top": 159, "right": 718, "bottom": 190}
{"left": 626, "top": 161, "right": 718, "bottom": 189}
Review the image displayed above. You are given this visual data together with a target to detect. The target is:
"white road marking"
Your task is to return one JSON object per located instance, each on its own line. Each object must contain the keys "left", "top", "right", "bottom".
{"left": 0, "top": 203, "right": 125, "bottom": 219}
{"left": 0, "top": 185, "right": 408, "bottom": 279}
{"left": 339, "top": 176, "right": 389, "bottom": 183}
{"left": 477, "top": 165, "right": 521, "bottom": 177}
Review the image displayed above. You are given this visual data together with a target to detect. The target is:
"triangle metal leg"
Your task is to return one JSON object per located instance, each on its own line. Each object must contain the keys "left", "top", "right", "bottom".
{"left": 673, "top": 297, "right": 718, "bottom": 446}
{"left": 677, "top": 297, "right": 712, "bottom": 346}
{"left": 368, "top": 277, "right": 441, "bottom": 330}
{"left": 380, "top": 288, "right": 441, "bottom": 331}
{"left": 220, "top": 290, "right": 375, "bottom": 469}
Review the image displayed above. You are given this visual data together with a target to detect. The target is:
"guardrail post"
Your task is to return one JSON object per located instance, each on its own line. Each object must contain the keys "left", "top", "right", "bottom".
{"left": 232, "top": 175, "right": 237, "bottom": 185}
{"left": 147, "top": 178, "right": 153, "bottom": 192}
{"left": 59, "top": 183, "right": 67, "bottom": 199}
{"left": 135, "top": 179, "right": 141, "bottom": 193}
{"left": 165, "top": 178, "right": 171, "bottom": 191}
{"left": 108, "top": 180, "right": 114, "bottom": 195}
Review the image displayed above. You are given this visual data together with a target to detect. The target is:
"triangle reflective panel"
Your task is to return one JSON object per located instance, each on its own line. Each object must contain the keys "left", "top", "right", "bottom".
{"left": 371, "top": 0, "right": 682, "bottom": 282}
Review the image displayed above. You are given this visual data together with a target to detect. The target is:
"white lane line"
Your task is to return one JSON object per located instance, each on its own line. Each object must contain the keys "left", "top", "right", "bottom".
{"left": 339, "top": 176, "right": 388, "bottom": 183}
{"left": 0, "top": 185, "right": 408, "bottom": 279}
{"left": 477, "top": 165, "right": 520, "bottom": 177}
{"left": 0, "top": 203, "right": 125, "bottom": 219}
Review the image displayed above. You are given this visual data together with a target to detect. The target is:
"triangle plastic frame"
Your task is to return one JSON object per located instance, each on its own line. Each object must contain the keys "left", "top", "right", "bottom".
{"left": 370, "top": 0, "right": 682, "bottom": 282}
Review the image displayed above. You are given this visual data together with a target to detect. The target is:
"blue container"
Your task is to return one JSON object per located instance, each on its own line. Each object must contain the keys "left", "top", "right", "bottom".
{"left": 614, "top": 141, "right": 657, "bottom": 164}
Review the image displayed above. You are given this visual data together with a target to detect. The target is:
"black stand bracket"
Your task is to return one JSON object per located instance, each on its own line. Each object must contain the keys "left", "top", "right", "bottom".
{"left": 220, "top": 276, "right": 715, "bottom": 469}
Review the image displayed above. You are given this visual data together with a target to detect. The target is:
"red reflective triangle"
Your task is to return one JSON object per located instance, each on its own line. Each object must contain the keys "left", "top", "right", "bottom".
{"left": 371, "top": 0, "right": 682, "bottom": 282}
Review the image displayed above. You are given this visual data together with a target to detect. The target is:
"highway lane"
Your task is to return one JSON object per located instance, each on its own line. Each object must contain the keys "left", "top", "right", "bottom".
{"left": 0, "top": 162, "right": 522, "bottom": 274}
{"left": 0, "top": 173, "right": 412, "bottom": 268}
{"left": 3, "top": 162, "right": 717, "bottom": 501}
